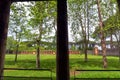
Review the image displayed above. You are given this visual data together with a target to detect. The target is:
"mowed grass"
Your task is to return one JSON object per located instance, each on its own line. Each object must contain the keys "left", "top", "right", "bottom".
{"left": 4, "top": 54, "right": 120, "bottom": 80}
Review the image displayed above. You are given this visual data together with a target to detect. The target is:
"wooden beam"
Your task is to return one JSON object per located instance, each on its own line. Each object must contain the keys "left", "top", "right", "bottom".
{"left": 57, "top": 0, "right": 70, "bottom": 80}
{"left": 12, "top": 0, "right": 55, "bottom": 2}
{"left": 0, "top": 1, "right": 11, "bottom": 80}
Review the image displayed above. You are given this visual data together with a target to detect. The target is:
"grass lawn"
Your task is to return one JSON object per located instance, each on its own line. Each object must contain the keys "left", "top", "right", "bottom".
{"left": 4, "top": 54, "right": 120, "bottom": 80}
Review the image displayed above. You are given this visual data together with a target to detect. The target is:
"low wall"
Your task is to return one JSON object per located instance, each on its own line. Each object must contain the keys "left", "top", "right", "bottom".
{"left": 9, "top": 49, "right": 119, "bottom": 56}
{"left": 84, "top": 49, "right": 120, "bottom": 56}
{"left": 18, "top": 50, "right": 80, "bottom": 54}
{"left": 98, "top": 49, "right": 119, "bottom": 56}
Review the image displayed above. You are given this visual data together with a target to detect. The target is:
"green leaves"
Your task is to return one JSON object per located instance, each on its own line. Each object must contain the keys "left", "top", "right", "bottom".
{"left": 68, "top": 0, "right": 94, "bottom": 42}
{"left": 28, "top": 1, "right": 57, "bottom": 48}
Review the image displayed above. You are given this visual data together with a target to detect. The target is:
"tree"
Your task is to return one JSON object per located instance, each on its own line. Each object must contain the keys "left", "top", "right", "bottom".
{"left": 92, "top": 0, "right": 117, "bottom": 46}
{"left": 92, "top": 0, "right": 120, "bottom": 62}
{"left": 47, "top": 1, "right": 57, "bottom": 47}
{"left": 111, "top": 1, "right": 120, "bottom": 61}
{"left": 29, "top": 1, "right": 56, "bottom": 68}
{"left": 9, "top": 2, "right": 27, "bottom": 62}
{"left": 96, "top": 0, "right": 107, "bottom": 68}
{"left": 68, "top": 0, "right": 94, "bottom": 62}
{"left": 105, "top": 0, "right": 120, "bottom": 62}
{"left": 100, "top": 0, "right": 117, "bottom": 50}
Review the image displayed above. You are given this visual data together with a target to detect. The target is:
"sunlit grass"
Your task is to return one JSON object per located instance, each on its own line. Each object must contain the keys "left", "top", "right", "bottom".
{"left": 75, "top": 71, "right": 120, "bottom": 78}
{"left": 4, "top": 54, "right": 120, "bottom": 80}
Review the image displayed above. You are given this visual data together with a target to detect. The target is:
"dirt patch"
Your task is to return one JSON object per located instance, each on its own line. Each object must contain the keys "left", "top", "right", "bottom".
{"left": 70, "top": 70, "right": 80, "bottom": 76}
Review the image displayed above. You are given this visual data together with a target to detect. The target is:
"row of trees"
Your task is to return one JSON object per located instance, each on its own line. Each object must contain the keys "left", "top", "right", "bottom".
{"left": 8, "top": 0, "right": 120, "bottom": 68}
{"left": 8, "top": 2, "right": 57, "bottom": 68}
{"left": 68, "top": 0, "right": 120, "bottom": 68}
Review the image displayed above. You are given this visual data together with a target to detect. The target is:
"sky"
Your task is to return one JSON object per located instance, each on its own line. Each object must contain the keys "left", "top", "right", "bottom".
{"left": 9, "top": 2, "right": 75, "bottom": 42}
{"left": 9, "top": 2, "right": 118, "bottom": 43}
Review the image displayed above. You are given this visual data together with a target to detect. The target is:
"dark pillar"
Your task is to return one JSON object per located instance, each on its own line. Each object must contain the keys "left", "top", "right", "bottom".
{"left": 57, "top": 0, "right": 70, "bottom": 80}
{"left": 117, "top": 0, "right": 120, "bottom": 11}
{"left": 0, "top": 1, "right": 11, "bottom": 79}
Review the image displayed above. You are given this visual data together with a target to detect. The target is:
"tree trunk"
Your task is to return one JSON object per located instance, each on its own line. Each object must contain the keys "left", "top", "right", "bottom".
{"left": 79, "top": 14, "right": 88, "bottom": 62}
{"left": 14, "top": 32, "right": 21, "bottom": 62}
{"left": 84, "top": 36, "right": 88, "bottom": 62}
{"left": 97, "top": 0, "right": 107, "bottom": 68}
{"left": 15, "top": 44, "right": 19, "bottom": 62}
{"left": 110, "top": 33, "right": 113, "bottom": 49}
{"left": 36, "top": 45, "right": 40, "bottom": 68}
{"left": 84, "top": 44, "right": 88, "bottom": 62}
{"left": 0, "top": 1, "right": 11, "bottom": 79}
{"left": 84, "top": 0, "right": 90, "bottom": 62}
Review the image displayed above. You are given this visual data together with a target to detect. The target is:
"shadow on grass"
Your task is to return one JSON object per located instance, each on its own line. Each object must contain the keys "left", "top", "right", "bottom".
{"left": 4, "top": 77, "right": 56, "bottom": 80}
{"left": 70, "top": 57, "right": 120, "bottom": 70}
{"left": 5, "top": 59, "right": 56, "bottom": 69}
{"left": 5, "top": 56, "right": 120, "bottom": 70}
{"left": 4, "top": 58, "right": 56, "bottom": 79}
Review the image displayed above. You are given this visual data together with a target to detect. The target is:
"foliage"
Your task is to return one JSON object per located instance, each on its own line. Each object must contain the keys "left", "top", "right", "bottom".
{"left": 9, "top": 2, "right": 57, "bottom": 52}
{"left": 68, "top": 0, "right": 96, "bottom": 62}
{"left": 9, "top": 2, "right": 28, "bottom": 40}
{"left": 68, "top": 0, "right": 97, "bottom": 42}
{"left": 6, "top": 36, "right": 16, "bottom": 52}
{"left": 9, "top": 2, "right": 29, "bottom": 54}
{"left": 28, "top": 1, "right": 57, "bottom": 68}
{"left": 28, "top": 1, "right": 57, "bottom": 48}
{"left": 92, "top": 0, "right": 119, "bottom": 40}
